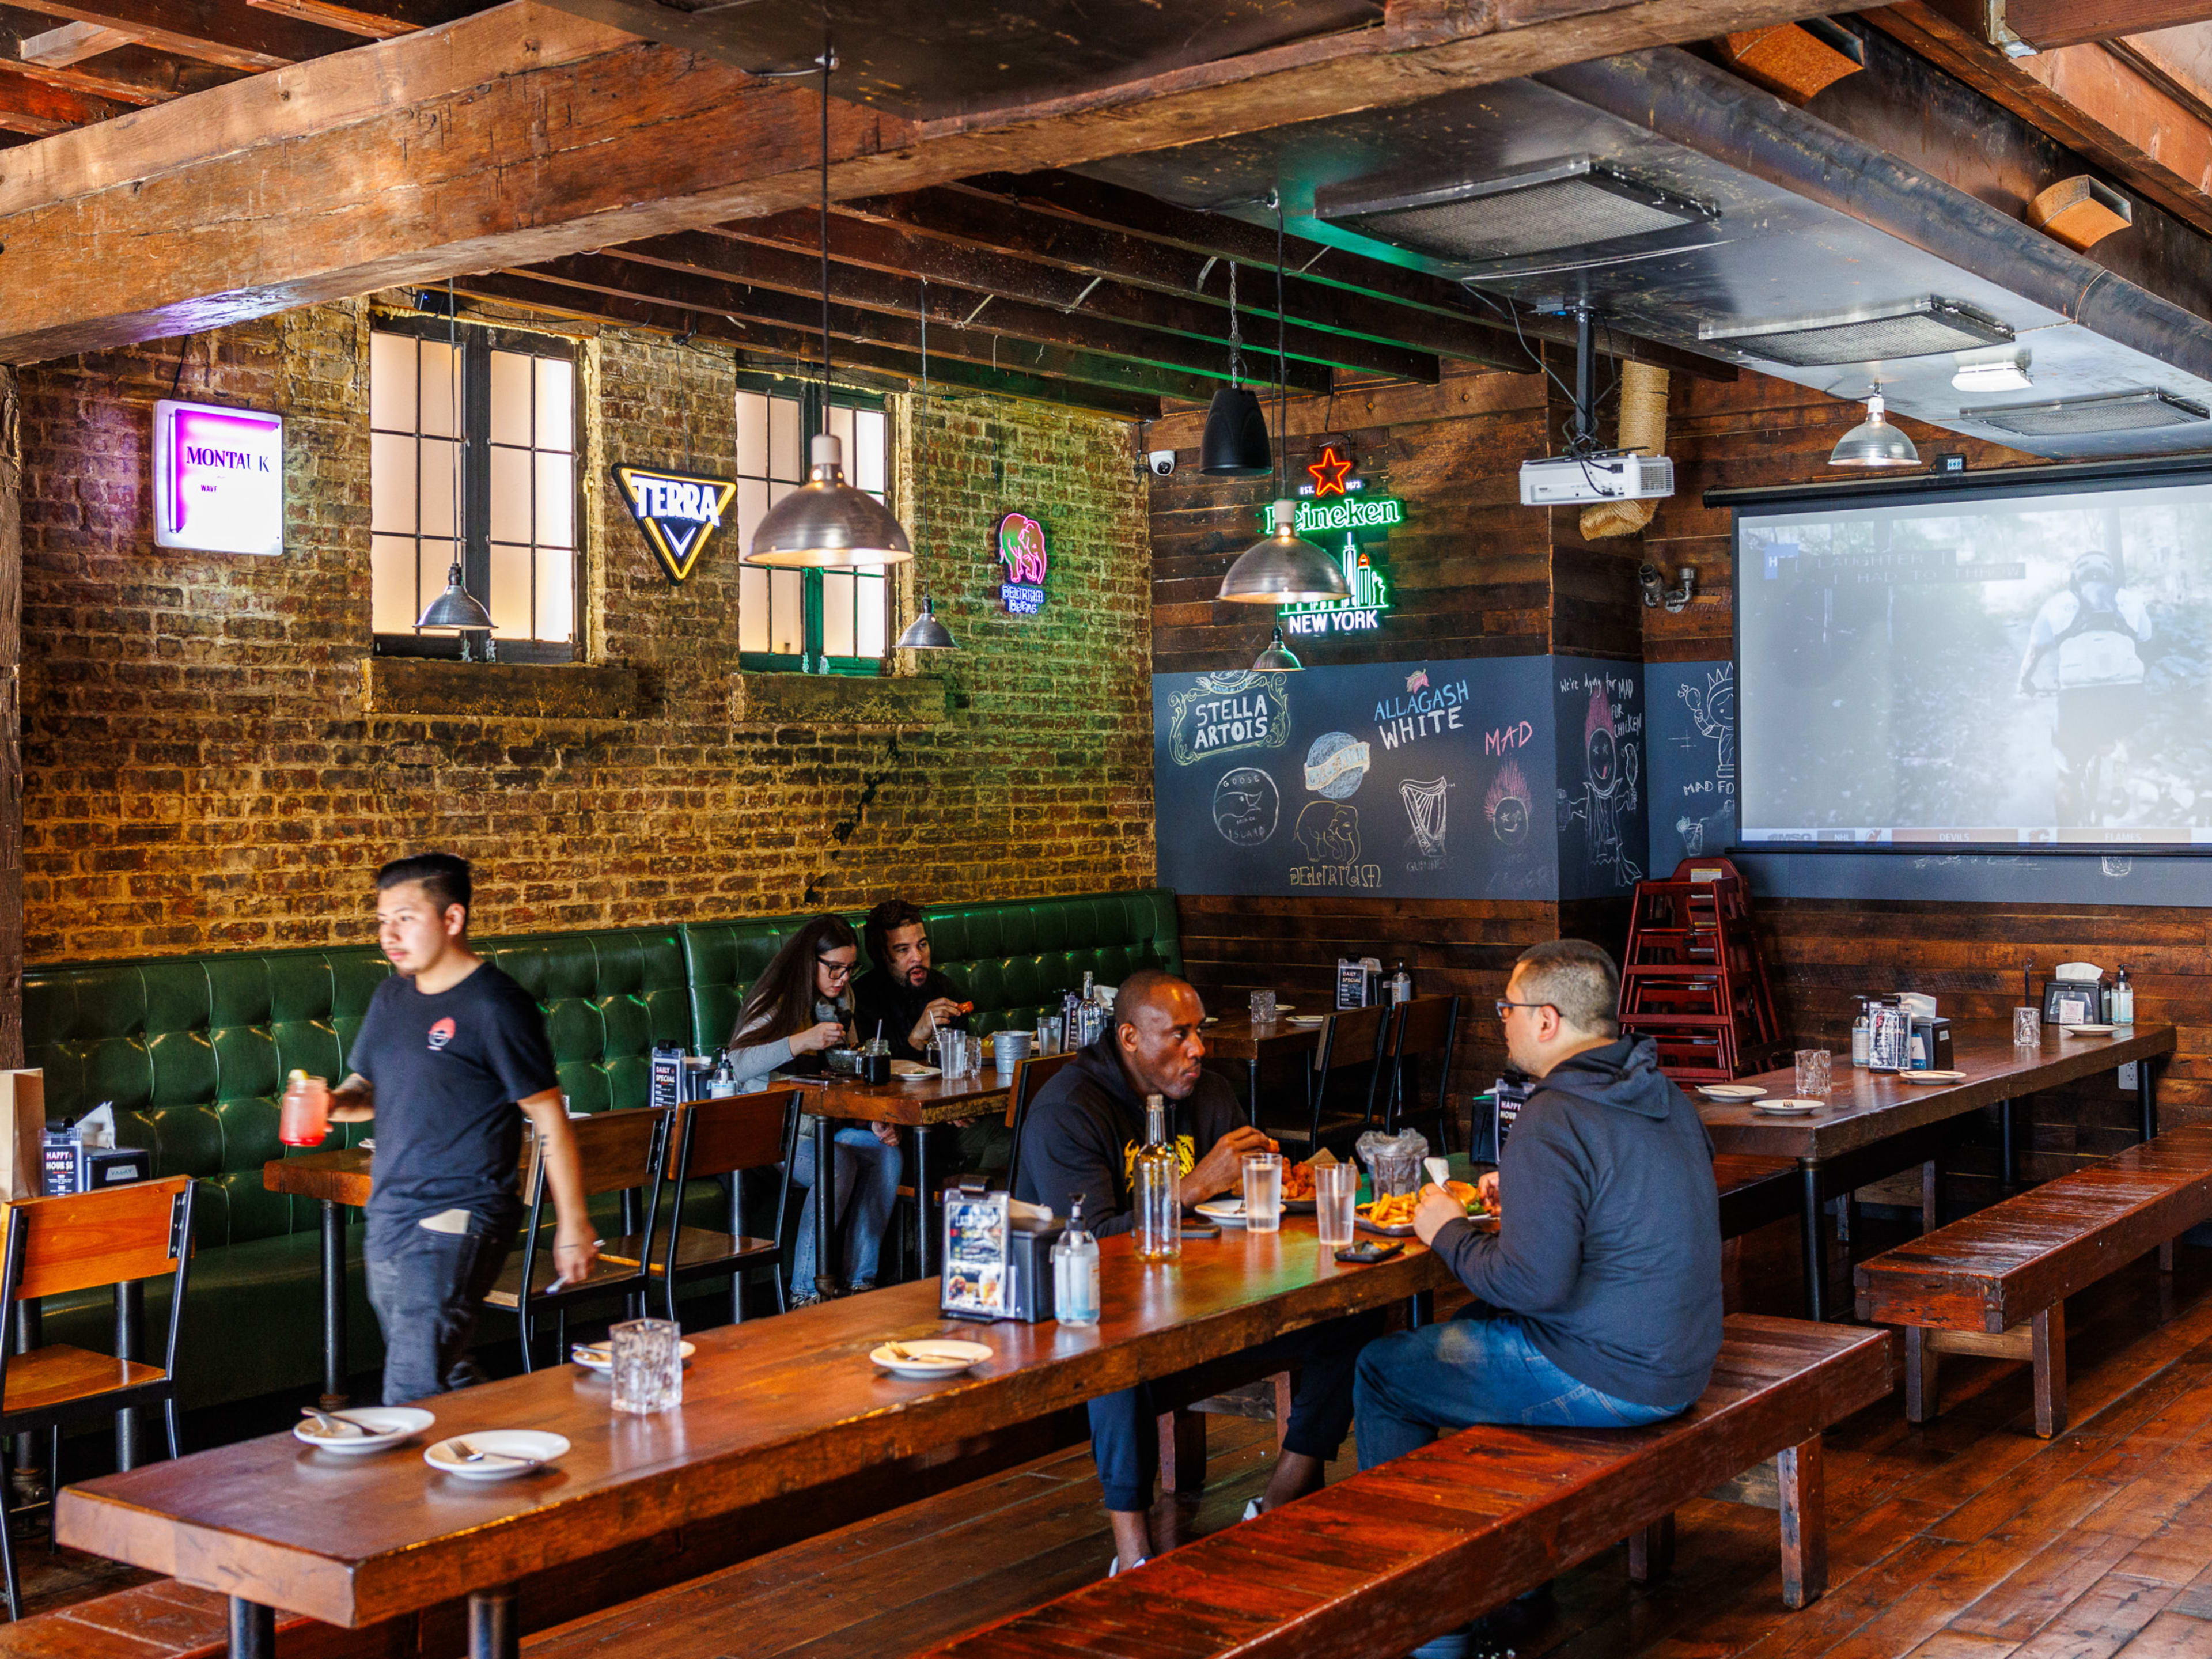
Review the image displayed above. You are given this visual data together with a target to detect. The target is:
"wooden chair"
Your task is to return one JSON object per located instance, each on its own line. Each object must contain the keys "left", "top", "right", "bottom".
{"left": 1382, "top": 994, "right": 1463, "bottom": 1150}
{"left": 1002, "top": 1050, "right": 1078, "bottom": 1200}
{"left": 605, "top": 1090, "right": 796, "bottom": 1327}
{"left": 1278, "top": 1005, "right": 1389, "bottom": 1159}
{"left": 484, "top": 1107, "right": 672, "bottom": 1371}
{"left": 0, "top": 1175, "right": 195, "bottom": 1620}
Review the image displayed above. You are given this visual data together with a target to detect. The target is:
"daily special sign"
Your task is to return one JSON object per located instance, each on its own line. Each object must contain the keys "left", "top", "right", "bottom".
{"left": 153, "top": 400, "right": 284, "bottom": 556}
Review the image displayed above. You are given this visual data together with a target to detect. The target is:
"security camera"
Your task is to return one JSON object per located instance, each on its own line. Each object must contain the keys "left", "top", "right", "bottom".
{"left": 1147, "top": 449, "right": 1177, "bottom": 477}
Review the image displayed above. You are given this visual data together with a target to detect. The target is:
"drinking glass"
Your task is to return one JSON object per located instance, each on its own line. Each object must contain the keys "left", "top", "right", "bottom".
{"left": 1314, "top": 1162, "right": 1358, "bottom": 1247}
{"left": 964, "top": 1033, "right": 984, "bottom": 1077}
{"left": 995, "top": 1029, "right": 1032, "bottom": 1080}
{"left": 1249, "top": 990, "right": 1277, "bottom": 1025}
{"left": 1793, "top": 1049, "right": 1832, "bottom": 1097}
{"left": 1242, "top": 1153, "right": 1283, "bottom": 1234}
{"left": 609, "top": 1317, "right": 683, "bottom": 1414}
{"left": 2013, "top": 1006, "right": 2043, "bottom": 1047}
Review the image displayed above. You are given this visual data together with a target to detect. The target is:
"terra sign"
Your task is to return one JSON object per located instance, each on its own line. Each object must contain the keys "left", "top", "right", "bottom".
{"left": 611, "top": 464, "right": 738, "bottom": 584}
{"left": 153, "top": 400, "right": 284, "bottom": 556}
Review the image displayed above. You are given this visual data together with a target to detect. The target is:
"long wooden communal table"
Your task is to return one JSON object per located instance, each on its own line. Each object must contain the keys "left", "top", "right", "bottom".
{"left": 59, "top": 1214, "right": 1448, "bottom": 1659}
{"left": 263, "top": 1147, "right": 373, "bottom": 1412}
{"left": 1701, "top": 1022, "right": 2176, "bottom": 1321}
{"left": 1198, "top": 1010, "right": 1324, "bottom": 1114}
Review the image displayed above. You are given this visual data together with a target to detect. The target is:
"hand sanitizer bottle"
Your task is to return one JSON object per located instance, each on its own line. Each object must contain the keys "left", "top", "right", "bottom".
{"left": 1052, "top": 1195, "right": 1100, "bottom": 1327}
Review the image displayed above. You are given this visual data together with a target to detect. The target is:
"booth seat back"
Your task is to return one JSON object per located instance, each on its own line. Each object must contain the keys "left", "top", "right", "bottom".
{"left": 681, "top": 888, "right": 1183, "bottom": 1050}
{"left": 23, "top": 925, "right": 691, "bottom": 1249}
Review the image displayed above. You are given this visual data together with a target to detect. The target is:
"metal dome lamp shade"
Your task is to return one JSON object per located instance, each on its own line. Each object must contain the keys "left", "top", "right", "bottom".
{"left": 894, "top": 593, "right": 956, "bottom": 650}
{"left": 1252, "top": 624, "right": 1303, "bottom": 672}
{"left": 416, "top": 558, "right": 494, "bottom": 631}
{"left": 1829, "top": 391, "right": 1921, "bottom": 468}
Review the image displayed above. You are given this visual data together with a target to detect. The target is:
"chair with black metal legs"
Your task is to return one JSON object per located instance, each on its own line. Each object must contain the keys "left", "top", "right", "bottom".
{"left": 1277, "top": 1005, "right": 1389, "bottom": 1160}
{"left": 604, "top": 1089, "right": 795, "bottom": 1327}
{"left": 483, "top": 1107, "right": 672, "bottom": 1371}
{"left": 0, "top": 1174, "right": 196, "bottom": 1621}
{"left": 1383, "top": 995, "right": 1464, "bottom": 1152}
{"left": 1003, "top": 1050, "right": 1078, "bottom": 1200}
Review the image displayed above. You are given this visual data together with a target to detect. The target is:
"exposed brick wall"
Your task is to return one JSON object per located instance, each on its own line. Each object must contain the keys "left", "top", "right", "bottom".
{"left": 16, "top": 300, "right": 1154, "bottom": 962}
{"left": 0, "top": 363, "right": 20, "bottom": 1064}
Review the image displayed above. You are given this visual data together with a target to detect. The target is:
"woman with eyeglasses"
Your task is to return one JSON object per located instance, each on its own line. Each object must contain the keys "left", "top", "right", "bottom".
{"left": 728, "top": 915, "right": 901, "bottom": 1304}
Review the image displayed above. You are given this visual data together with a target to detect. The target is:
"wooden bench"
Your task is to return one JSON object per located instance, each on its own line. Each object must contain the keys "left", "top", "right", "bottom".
{"left": 1855, "top": 1124, "right": 2212, "bottom": 1439}
{"left": 913, "top": 1316, "right": 1891, "bottom": 1659}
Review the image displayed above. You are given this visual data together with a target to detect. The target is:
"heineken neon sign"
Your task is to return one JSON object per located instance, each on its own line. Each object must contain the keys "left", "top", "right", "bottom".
{"left": 1259, "top": 495, "right": 1405, "bottom": 537}
{"left": 1260, "top": 445, "right": 1402, "bottom": 636}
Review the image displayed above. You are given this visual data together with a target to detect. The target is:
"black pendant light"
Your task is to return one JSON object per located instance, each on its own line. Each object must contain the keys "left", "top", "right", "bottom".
{"left": 1200, "top": 261, "right": 1272, "bottom": 476}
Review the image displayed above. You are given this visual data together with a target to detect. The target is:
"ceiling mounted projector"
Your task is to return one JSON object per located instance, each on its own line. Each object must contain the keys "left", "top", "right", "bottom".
{"left": 1520, "top": 451, "right": 1676, "bottom": 507}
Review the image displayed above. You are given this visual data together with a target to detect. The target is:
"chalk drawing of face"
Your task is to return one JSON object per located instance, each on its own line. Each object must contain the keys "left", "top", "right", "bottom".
{"left": 1295, "top": 802, "right": 1362, "bottom": 866}
{"left": 1212, "top": 767, "right": 1280, "bottom": 846}
{"left": 1486, "top": 759, "right": 1532, "bottom": 849}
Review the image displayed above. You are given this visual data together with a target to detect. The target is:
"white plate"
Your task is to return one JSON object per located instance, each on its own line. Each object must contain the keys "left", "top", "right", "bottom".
{"left": 869, "top": 1339, "right": 993, "bottom": 1379}
{"left": 1900, "top": 1070, "right": 1967, "bottom": 1084}
{"left": 358, "top": 1138, "right": 374, "bottom": 1150}
{"left": 570, "top": 1340, "right": 696, "bottom": 1374}
{"left": 1754, "top": 1099, "right": 1825, "bottom": 1115}
{"left": 2062, "top": 1024, "right": 2116, "bottom": 1036}
{"left": 1195, "top": 1198, "right": 1247, "bottom": 1225}
{"left": 1699, "top": 1085, "right": 1767, "bottom": 1101}
{"left": 292, "top": 1406, "right": 433, "bottom": 1454}
{"left": 890, "top": 1061, "right": 940, "bottom": 1079}
{"left": 1284, "top": 1015, "right": 1327, "bottom": 1027}
{"left": 424, "top": 1430, "right": 569, "bottom": 1480}
{"left": 1202, "top": 1016, "right": 1218, "bottom": 1025}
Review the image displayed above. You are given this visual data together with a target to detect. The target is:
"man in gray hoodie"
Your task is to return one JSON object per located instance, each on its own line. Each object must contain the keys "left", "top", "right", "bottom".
{"left": 1355, "top": 938, "right": 1722, "bottom": 1460}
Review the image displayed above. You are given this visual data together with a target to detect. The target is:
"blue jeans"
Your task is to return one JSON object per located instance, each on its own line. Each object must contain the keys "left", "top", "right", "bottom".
{"left": 364, "top": 1212, "right": 515, "bottom": 1406}
{"left": 1355, "top": 1309, "right": 1685, "bottom": 1471}
{"left": 790, "top": 1126, "right": 902, "bottom": 1287}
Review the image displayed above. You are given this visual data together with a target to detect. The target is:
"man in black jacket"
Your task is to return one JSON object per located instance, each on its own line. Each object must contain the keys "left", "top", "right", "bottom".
{"left": 854, "top": 900, "right": 1003, "bottom": 1173}
{"left": 1017, "top": 968, "right": 1379, "bottom": 1574}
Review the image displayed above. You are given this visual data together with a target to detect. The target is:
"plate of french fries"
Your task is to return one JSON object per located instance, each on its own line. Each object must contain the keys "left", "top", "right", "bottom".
{"left": 1357, "top": 1180, "right": 1493, "bottom": 1237}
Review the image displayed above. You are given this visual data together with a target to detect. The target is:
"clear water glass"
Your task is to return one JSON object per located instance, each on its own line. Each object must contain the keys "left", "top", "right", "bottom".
{"left": 609, "top": 1317, "right": 683, "bottom": 1414}
{"left": 1793, "top": 1049, "right": 1832, "bottom": 1097}
{"left": 2014, "top": 1006, "right": 2043, "bottom": 1047}
{"left": 1315, "top": 1162, "right": 1358, "bottom": 1247}
{"left": 995, "top": 1028, "right": 1031, "bottom": 1080}
{"left": 1243, "top": 1153, "right": 1282, "bottom": 1233}
{"left": 1249, "top": 990, "right": 1277, "bottom": 1025}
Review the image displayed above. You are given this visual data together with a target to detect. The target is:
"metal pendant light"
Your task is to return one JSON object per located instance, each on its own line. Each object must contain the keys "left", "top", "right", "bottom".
{"left": 1200, "top": 262, "right": 1272, "bottom": 476}
{"left": 1252, "top": 624, "right": 1302, "bottom": 672}
{"left": 1829, "top": 389, "right": 1921, "bottom": 468}
{"left": 1219, "top": 198, "right": 1350, "bottom": 606}
{"left": 417, "top": 558, "right": 494, "bottom": 631}
{"left": 745, "top": 33, "right": 914, "bottom": 570}
{"left": 895, "top": 593, "right": 956, "bottom": 650}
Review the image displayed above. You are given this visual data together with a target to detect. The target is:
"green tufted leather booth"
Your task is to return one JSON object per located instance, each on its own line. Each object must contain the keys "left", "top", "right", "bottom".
{"left": 21, "top": 889, "right": 1179, "bottom": 1411}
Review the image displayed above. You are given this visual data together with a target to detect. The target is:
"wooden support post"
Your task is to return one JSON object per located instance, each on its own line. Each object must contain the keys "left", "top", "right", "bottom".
{"left": 1921, "top": 1159, "right": 1942, "bottom": 1233}
{"left": 0, "top": 364, "right": 17, "bottom": 1072}
{"left": 1777, "top": 1436, "right": 1825, "bottom": 1609}
{"left": 2161, "top": 1238, "right": 2176, "bottom": 1273}
{"left": 2032, "top": 1302, "right": 2067, "bottom": 1439}
{"left": 1904, "top": 1327, "right": 1938, "bottom": 1425}
{"left": 1271, "top": 1371, "right": 1293, "bottom": 1455}
{"left": 1157, "top": 1407, "right": 1206, "bottom": 1497}
{"left": 1627, "top": 1512, "right": 1675, "bottom": 1582}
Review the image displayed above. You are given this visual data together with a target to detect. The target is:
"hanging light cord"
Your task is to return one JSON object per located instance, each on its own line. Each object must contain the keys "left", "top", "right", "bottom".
{"left": 1274, "top": 193, "right": 1288, "bottom": 501}
{"left": 1228, "top": 262, "right": 1242, "bottom": 390}
{"left": 917, "top": 278, "right": 929, "bottom": 561}
{"left": 819, "top": 24, "right": 832, "bottom": 438}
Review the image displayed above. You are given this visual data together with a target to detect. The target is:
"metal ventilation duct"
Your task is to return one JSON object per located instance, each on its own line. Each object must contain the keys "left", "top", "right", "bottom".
{"left": 1961, "top": 389, "right": 2211, "bottom": 436}
{"left": 1313, "top": 157, "right": 1714, "bottom": 266}
{"left": 1701, "top": 300, "right": 2014, "bottom": 368}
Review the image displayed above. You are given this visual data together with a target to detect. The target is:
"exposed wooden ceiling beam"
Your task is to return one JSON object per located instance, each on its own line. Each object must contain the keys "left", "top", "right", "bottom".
{"left": 960, "top": 170, "right": 1733, "bottom": 380}
{"left": 452, "top": 268, "right": 1164, "bottom": 421}
{"left": 0, "top": 0, "right": 1868, "bottom": 363}
{"left": 714, "top": 209, "right": 1445, "bottom": 381}
{"left": 520, "top": 249, "right": 1251, "bottom": 403}
{"left": 17, "top": 18, "right": 132, "bottom": 64}
{"left": 0, "top": 6, "right": 242, "bottom": 102}
{"left": 0, "top": 59, "right": 127, "bottom": 128}
{"left": 243, "top": 0, "right": 478, "bottom": 40}
{"left": 8, "top": 0, "right": 361, "bottom": 69}
{"left": 622, "top": 224, "right": 1401, "bottom": 387}
{"left": 1995, "top": 1, "right": 2212, "bottom": 48}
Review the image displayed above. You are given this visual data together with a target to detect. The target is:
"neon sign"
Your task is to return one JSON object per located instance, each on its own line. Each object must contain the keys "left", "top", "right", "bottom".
{"left": 1260, "top": 449, "right": 1402, "bottom": 637}
{"left": 997, "top": 511, "right": 1049, "bottom": 615}
{"left": 1307, "top": 443, "right": 1354, "bottom": 497}
{"left": 611, "top": 464, "right": 738, "bottom": 584}
{"left": 153, "top": 400, "right": 284, "bottom": 556}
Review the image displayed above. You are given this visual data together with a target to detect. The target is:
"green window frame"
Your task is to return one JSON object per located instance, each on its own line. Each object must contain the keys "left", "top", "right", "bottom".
{"left": 734, "top": 373, "right": 893, "bottom": 676}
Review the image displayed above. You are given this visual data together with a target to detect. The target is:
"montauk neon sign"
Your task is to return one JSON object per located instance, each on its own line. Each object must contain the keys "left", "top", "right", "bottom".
{"left": 153, "top": 400, "right": 285, "bottom": 556}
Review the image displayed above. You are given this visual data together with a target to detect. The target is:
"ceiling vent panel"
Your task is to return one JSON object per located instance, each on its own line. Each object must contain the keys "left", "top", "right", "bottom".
{"left": 1960, "top": 389, "right": 2211, "bottom": 436}
{"left": 1700, "top": 298, "right": 2014, "bottom": 366}
{"left": 1314, "top": 157, "right": 1715, "bottom": 265}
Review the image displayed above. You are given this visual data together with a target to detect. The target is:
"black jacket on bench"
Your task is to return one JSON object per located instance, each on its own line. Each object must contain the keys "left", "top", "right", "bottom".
{"left": 1431, "top": 1035, "right": 1722, "bottom": 1408}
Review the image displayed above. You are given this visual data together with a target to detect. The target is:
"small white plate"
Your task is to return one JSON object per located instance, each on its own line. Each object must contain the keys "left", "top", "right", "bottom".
{"left": 424, "top": 1430, "right": 569, "bottom": 1480}
{"left": 2062, "top": 1024, "right": 2116, "bottom": 1036}
{"left": 1195, "top": 1198, "right": 1247, "bottom": 1225}
{"left": 1284, "top": 1015, "right": 1327, "bottom": 1027}
{"left": 1202, "top": 1016, "right": 1218, "bottom": 1025}
{"left": 1699, "top": 1084, "right": 1767, "bottom": 1101}
{"left": 1901, "top": 1070, "right": 1967, "bottom": 1085}
{"left": 870, "top": 1339, "right": 993, "bottom": 1379}
{"left": 570, "top": 1340, "right": 696, "bottom": 1374}
{"left": 358, "top": 1138, "right": 374, "bottom": 1150}
{"left": 890, "top": 1061, "right": 940, "bottom": 1079}
{"left": 1754, "top": 1099, "right": 1825, "bottom": 1115}
{"left": 292, "top": 1407, "right": 433, "bottom": 1455}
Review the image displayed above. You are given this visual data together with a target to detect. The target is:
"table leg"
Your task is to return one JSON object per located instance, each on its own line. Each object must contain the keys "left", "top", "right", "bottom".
{"left": 468, "top": 1584, "right": 519, "bottom": 1659}
{"left": 319, "top": 1199, "right": 348, "bottom": 1411}
{"left": 227, "top": 1597, "right": 276, "bottom": 1659}
{"left": 1799, "top": 1164, "right": 1827, "bottom": 1323}
{"left": 813, "top": 1113, "right": 839, "bottom": 1300}
{"left": 2141, "top": 1059, "right": 2160, "bottom": 1143}
{"left": 1999, "top": 1098, "right": 2017, "bottom": 1194}
{"left": 915, "top": 1123, "right": 937, "bottom": 1280}
{"left": 113, "top": 1279, "right": 142, "bottom": 1472}
{"left": 1248, "top": 1056, "right": 1261, "bottom": 1125}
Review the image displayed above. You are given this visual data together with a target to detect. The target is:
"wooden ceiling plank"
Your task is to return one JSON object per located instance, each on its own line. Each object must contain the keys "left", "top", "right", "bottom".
{"left": 0, "top": 0, "right": 1869, "bottom": 363}
{"left": 717, "top": 207, "right": 1444, "bottom": 382}
{"left": 2004, "top": 1, "right": 2212, "bottom": 49}
{"left": 17, "top": 18, "right": 133, "bottom": 65}
{"left": 520, "top": 250, "right": 1242, "bottom": 403}
{"left": 7, "top": 0, "right": 363, "bottom": 69}
{"left": 0, "top": 7, "right": 241, "bottom": 103}
{"left": 608, "top": 228, "right": 1338, "bottom": 392}
{"left": 243, "top": 0, "right": 480, "bottom": 41}
{"left": 0, "top": 59, "right": 128, "bottom": 127}
{"left": 452, "top": 268, "right": 1164, "bottom": 421}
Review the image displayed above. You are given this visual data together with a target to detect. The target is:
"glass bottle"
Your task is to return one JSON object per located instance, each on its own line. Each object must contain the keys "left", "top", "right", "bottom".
{"left": 2114, "top": 967, "right": 2135, "bottom": 1025}
{"left": 1132, "top": 1095, "right": 1182, "bottom": 1263}
{"left": 1052, "top": 1194, "right": 1101, "bottom": 1326}
{"left": 1850, "top": 999, "right": 1870, "bottom": 1067}
{"left": 1081, "top": 970, "right": 1096, "bottom": 1006}
{"left": 1389, "top": 960, "right": 1414, "bottom": 1005}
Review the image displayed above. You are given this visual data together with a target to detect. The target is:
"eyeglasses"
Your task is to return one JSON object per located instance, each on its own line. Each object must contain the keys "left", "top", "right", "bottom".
{"left": 1495, "top": 999, "right": 1555, "bottom": 1020}
{"left": 817, "top": 959, "right": 856, "bottom": 982}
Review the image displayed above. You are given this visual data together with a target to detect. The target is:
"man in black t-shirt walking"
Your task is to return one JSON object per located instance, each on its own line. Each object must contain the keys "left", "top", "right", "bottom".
{"left": 329, "top": 854, "right": 599, "bottom": 1404}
